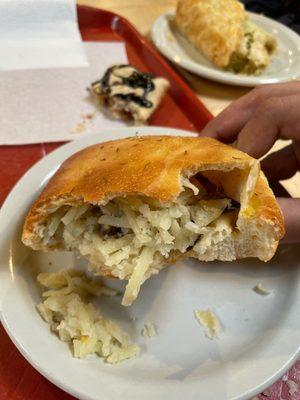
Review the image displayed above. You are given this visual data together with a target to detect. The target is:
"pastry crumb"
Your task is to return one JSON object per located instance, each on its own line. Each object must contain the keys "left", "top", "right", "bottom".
{"left": 262, "top": 389, "right": 270, "bottom": 396}
{"left": 253, "top": 283, "right": 272, "bottom": 296}
{"left": 141, "top": 323, "right": 157, "bottom": 338}
{"left": 90, "top": 64, "right": 169, "bottom": 124}
{"left": 84, "top": 112, "right": 96, "bottom": 120}
{"left": 71, "top": 122, "right": 85, "bottom": 134}
{"left": 194, "top": 309, "right": 221, "bottom": 339}
{"left": 71, "top": 111, "right": 96, "bottom": 134}
{"left": 286, "top": 380, "right": 299, "bottom": 396}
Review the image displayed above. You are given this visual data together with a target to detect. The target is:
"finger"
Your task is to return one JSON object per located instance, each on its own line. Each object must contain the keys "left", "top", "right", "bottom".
{"left": 200, "top": 104, "right": 253, "bottom": 142}
{"left": 237, "top": 95, "right": 300, "bottom": 158}
{"left": 277, "top": 198, "right": 300, "bottom": 243}
{"left": 200, "top": 81, "right": 300, "bottom": 141}
{"left": 261, "top": 144, "right": 299, "bottom": 181}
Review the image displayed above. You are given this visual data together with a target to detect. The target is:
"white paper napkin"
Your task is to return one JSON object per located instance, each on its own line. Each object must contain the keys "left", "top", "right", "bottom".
{"left": 0, "top": 42, "right": 129, "bottom": 145}
{"left": 0, "top": 0, "right": 88, "bottom": 70}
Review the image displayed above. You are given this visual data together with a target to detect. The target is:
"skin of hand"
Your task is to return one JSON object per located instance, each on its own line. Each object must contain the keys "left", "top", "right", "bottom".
{"left": 200, "top": 81, "right": 300, "bottom": 243}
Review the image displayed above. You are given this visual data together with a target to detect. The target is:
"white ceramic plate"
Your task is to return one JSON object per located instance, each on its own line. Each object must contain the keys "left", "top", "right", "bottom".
{"left": 0, "top": 127, "right": 299, "bottom": 400}
{"left": 151, "top": 11, "right": 300, "bottom": 86}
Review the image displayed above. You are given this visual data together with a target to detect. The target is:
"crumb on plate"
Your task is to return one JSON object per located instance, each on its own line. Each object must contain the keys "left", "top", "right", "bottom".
{"left": 194, "top": 309, "right": 221, "bottom": 339}
{"left": 253, "top": 283, "right": 273, "bottom": 296}
{"left": 90, "top": 64, "right": 169, "bottom": 124}
{"left": 141, "top": 323, "right": 157, "bottom": 338}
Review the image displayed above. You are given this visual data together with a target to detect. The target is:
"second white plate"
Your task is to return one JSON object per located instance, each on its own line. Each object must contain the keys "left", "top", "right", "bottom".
{"left": 152, "top": 11, "right": 300, "bottom": 86}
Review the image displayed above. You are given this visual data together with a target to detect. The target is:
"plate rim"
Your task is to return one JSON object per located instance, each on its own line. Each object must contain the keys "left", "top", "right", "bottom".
{"left": 0, "top": 126, "right": 299, "bottom": 400}
{"left": 151, "top": 10, "right": 300, "bottom": 87}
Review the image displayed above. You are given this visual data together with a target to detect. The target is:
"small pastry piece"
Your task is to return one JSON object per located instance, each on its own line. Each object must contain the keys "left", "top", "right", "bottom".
{"left": 141, "top": 323, "right": 157, "bottom": 338}
{"left": 174, "top": 0, "right": 277, "bottom": 75}
{"left": 91, "top": 64, "right": 169, "bottom": 124}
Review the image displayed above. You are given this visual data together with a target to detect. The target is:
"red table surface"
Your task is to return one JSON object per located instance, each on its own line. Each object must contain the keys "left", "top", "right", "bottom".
{"left": 0, "top": 5, "right": 299, "bottom": 400}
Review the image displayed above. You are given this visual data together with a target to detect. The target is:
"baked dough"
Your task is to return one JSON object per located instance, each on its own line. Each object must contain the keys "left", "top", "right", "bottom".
{"left": 22, "top": 136, "right": 284, "bottom": 305}
{"left": 91, "top": 65, "right": 169, "bottom": 124}
{"left": 174, "top": 0, "right": 276, "bottom": 75}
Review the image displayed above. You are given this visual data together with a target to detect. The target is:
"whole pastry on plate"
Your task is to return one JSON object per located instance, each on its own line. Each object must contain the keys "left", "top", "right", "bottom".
{"left": 22, "top": 136, "right": 284, "bottom": 306}
{"left": 91, "top": 64, "right": 169, "bottom": 124}
{"left": 174, "top": 0, "right": 277, "bottom": 75}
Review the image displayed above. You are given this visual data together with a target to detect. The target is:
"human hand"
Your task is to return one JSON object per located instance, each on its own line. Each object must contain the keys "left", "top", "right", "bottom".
{"left": 200, "top": 81, "right": 300, "bottom": 243}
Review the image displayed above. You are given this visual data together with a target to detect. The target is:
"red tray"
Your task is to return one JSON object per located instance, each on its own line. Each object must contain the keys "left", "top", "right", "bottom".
{"left": 0, "top": 5, "right": 212, "bottom": 207}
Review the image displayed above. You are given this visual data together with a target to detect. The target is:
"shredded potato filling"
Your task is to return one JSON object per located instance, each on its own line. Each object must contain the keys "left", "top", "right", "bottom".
{"left": 37, "top": 269, "right": 140, "bottom": 363}
{"left": 38, "top": 176, "right": 236, "bottom": 305}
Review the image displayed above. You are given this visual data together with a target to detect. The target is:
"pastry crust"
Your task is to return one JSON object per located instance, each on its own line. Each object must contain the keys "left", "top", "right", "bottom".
{"left": 175, "top": 0, "right": 246, "bottom": 68}
{"left": 174, "top": 0, "right": 277, "bottom": 74}
{"left": 23, "top": 135, "right": 284, "bottom": 262}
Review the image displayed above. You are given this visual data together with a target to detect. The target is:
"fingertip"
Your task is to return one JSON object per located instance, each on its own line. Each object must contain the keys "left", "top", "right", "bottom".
{"left": 198, "top": 129, "right": 219, "bottom": 139}
{"left": 236, "top": 136, "right": 253, "bottom": 156}
{"left": 198, "top": 121, "right": 220, "bottom": 139}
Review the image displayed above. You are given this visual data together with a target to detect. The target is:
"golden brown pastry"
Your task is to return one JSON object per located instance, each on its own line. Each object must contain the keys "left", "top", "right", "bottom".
{"left": 174, "top": 0, "right": 277, "bottom": 75}
{"left": 22, "top": 136, "right": 284, "bottom": 305}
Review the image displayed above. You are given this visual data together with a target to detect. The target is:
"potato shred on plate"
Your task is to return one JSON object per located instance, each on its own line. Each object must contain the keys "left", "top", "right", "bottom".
{"left": 22, "top": 136, "right": 284, "bottom": 306}
{"left": 37, "top": 269, "right": 140, "bottom": 364}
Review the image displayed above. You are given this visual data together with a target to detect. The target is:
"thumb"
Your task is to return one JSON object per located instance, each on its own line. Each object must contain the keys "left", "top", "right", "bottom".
{"left": 276, "top": 198, "right": 300, "bottom": 244}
